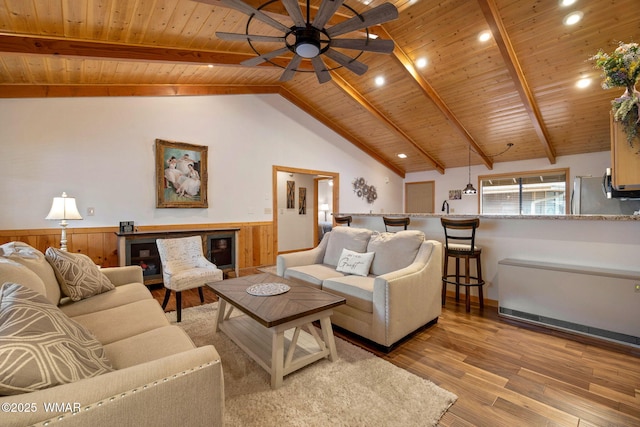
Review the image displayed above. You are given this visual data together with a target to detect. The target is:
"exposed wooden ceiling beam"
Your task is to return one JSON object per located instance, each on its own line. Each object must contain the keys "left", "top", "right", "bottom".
{"left": 0, "top": 32, "right": 299, "bottom": 69}
{"left": 477, "top": 0, "right": 556, "bottom": 164}
{"left": 278, "top": 86, "right": 406, "bottom": 178}
{"left": 329, "top": 72, "right": 446, "bottom": 174}
{"left": 0, "top": 84, "right": 280, "bottom": 98}
{"left": 377, "top": 26, "right": 493, "bottom": 170}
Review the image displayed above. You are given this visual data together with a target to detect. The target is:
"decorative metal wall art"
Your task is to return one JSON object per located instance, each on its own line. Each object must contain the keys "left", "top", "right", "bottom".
{"left": 352, "top": 177, "right": 377, "bottom": 204}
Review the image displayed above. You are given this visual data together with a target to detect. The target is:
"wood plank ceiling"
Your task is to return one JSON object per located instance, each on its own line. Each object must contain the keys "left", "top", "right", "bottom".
{"left": 0, "top": 0, "right": 637, "bottom": 177}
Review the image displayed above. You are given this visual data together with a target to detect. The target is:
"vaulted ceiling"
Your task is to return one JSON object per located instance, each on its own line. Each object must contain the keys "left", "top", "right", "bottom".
{"left": 0, "top": 0, "right": 637, "bottom": 177}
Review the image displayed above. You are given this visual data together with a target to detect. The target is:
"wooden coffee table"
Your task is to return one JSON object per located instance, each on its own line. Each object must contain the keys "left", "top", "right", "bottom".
{"left": 208, "top": 273, "right": 346, "bottom": 389}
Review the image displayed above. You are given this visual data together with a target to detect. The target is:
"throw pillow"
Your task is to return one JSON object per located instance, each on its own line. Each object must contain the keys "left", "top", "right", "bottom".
{"left": 323, "top": 227, "right": 373, "bottom": 267}
{"left": 336, "top": 248, "right": 375, "bottom": 277}
{"left": 45, "top": 247, "right": 115, "bottom": 302}
{"left": 0, "top": 241, "right": 61, "bottom": 305}
{"left": 0, "top": 259, "right": 47, "bottom": 296}
{"left": 0, "top": 283, "right": 113, "bottom": 396}
{"left": 367, "top": 230, "right": 425, "bottom": 276}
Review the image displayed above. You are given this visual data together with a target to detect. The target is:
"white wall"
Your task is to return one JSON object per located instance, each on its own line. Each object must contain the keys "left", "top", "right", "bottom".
{"left": 406, "top": 151, "right": 611, "bottom": 214}
{"left": 0, "top": 94, "right": 404, "bottom": 231}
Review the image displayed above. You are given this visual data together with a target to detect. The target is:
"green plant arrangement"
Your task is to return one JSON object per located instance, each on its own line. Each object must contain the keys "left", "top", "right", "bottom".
{"left": 591, "top": 41, "right": 640, "bottom": 145}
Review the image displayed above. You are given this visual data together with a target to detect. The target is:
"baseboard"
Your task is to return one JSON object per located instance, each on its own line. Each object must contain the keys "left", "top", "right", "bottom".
{"left": 444, "top": 289, "right": 498, "bottom": 307}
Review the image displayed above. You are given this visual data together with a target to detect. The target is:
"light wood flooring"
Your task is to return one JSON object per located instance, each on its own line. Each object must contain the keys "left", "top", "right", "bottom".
{"left": 151, "top": 269, "right": 640, "bottom": 427}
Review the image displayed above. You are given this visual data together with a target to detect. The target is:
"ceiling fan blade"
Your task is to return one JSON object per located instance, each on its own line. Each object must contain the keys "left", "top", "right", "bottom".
{"left": 311, "top": 56, "right": 332, "bottom": 84}
{"left": 216, "top": 32, "right": 285, "bottom": 43}
{"left": 217, "top": 0, "right": 290, "bottom": 33}
{"left": 281, "top": 0, "right": 306, "bottom": 27}
{"left": 241, "top": 47, "right": 291, "bottom": 67}
{"left": 330, "top": 38, "right": 394, "bottom": 53}
{"left": 312, "top": 0, "right": 345, "bottom": 30}
{"left": 326, "top": 3, "right": 398, "bottom": 38}
{"left": 324, "top": 48, "right": 368, "bottom": 75}
{"left": 280, "top": 54, "right": 303, "bottom": 82}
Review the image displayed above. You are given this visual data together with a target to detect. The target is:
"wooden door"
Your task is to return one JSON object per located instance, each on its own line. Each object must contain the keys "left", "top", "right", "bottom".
{"left": 405, "top": 181, "right": 435, "bottom": 213}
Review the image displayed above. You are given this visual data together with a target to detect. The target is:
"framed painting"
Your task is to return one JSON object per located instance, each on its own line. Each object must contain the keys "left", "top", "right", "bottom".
{"left": 156, "top": 138, "right": 208, "bottom": 208}
{"left": 299, "top": 187, "right": 306, "bottom": 214}
{"left": 287, "top": 180, "right": 295, "bottom": 209}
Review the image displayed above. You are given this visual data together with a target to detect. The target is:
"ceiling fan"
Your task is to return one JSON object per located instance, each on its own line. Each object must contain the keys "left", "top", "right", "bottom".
{"left": 206, "top": 0, "right": 398, "bottom": 84}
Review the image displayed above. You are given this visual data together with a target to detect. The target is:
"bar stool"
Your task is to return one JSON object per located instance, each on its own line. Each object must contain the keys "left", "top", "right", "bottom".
{"left": 440, "top": 217, "right": 485, "bottom": 312}
{"left": 334, "top": 215, "right": 352, "bottom": 226}
{"left": 383, "top": 216, "right": 410, "bottom": 232}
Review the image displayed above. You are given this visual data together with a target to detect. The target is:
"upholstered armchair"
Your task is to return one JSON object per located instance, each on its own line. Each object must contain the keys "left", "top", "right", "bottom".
{"left": 156, "top": 235, "right": 223, "bottom": 322}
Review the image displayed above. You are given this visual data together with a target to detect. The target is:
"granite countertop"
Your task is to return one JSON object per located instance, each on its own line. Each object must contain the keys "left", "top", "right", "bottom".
{"left": 337, "top": 213, "right": 640, "bottom": 221}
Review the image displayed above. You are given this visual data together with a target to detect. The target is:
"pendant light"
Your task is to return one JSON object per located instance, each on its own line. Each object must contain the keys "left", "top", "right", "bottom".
{"left": 463, "top": 145, "right": 477, "bottom": 195}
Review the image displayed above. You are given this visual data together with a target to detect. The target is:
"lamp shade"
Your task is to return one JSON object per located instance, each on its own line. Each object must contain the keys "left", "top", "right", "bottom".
{"left": 463, "top": 183, "right": 477, "bottom": 195}
{"left": 45, "top": 192, "right": 83, "bottom": 220}
{"left": 319, "top": 204, "right": 330, "bottom": 211}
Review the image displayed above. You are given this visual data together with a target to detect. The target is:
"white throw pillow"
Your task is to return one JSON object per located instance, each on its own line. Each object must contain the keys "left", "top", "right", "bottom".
{"left": 336, "top": 248, "right": 375, "bottom": 277}
{"left": 323, "top": 227, "right": 373, "bottom": 267}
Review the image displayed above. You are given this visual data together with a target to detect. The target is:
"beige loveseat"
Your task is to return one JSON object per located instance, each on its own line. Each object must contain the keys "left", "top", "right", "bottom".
{"left": 277, "top": 227, "right": 443, "bottom": 348}
{"left": 0, "top": 242, "right": 223, "bottom": 427}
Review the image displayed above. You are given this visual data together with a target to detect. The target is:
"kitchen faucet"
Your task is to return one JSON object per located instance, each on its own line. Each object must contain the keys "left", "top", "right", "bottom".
{"left": 441, "top": 200, "right": 449, "bottom": 214}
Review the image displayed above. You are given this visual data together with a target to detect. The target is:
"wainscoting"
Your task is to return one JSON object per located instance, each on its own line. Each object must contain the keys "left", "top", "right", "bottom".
{"left": 0, "top": 221, "right": 275, "bottom": 269}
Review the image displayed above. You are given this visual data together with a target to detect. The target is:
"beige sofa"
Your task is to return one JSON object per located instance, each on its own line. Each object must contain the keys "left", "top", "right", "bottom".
{"left": 277, "top": 227, "right": 443, "bottom": 348}
{"left": 0, "top": 242, "right": 223, "bottom": 427}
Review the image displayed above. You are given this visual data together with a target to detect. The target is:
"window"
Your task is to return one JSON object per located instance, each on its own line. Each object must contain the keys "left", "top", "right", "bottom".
{"left": 479, "top": 169, "right": 569, "bottom": 215}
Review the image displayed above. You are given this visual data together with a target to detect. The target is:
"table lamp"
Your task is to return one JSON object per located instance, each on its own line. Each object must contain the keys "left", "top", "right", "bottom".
{"left": 319, "top": 203, "right": 330, "bottom": 221}
{"left": 45, "top": 192, "right": 83, "bottom": 251}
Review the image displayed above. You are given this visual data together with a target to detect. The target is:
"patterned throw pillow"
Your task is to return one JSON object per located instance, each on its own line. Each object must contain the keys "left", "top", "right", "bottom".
{"left": 0, "top": 283, "right": 113, "bottom": 396}
{"left": 336, "top": 248, "right": 375, "bottom": 277}
{"left": 45, "top": 247, "right": 115, "bottom": 301}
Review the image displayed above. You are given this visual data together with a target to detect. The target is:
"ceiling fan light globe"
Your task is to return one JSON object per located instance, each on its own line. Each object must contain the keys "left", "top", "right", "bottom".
{"left": 296, "top": 42, "right": 320, "bottom": 58}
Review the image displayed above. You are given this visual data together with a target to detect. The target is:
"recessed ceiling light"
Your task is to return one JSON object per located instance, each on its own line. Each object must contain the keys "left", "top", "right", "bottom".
{"left": 478, "top": 31, "right": 492, "bottom": 42}
{"left": 375, "top": 76, "right": 385, "bottom": 86}
{"left": 397, "top": 153, "right": 407, "bottom": 159}
{"left": 416, "top": 57, "right": 427, "bottom": 68}
{"left": 563, "top": 11, "right": 583, "bottom": 25}
{"left": 559, "top": 0, "right": 577, "bottom": 6}
{"left": 576, "top": 77, "right": 591, "bottom": 88}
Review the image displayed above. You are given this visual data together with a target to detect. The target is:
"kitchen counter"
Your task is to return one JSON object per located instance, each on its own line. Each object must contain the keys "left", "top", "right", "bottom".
{"left": 333, "top": 212, "right": 640, "bottom": 303}
{"left": 336, "top": 212, "right": 640, "bottom": 221}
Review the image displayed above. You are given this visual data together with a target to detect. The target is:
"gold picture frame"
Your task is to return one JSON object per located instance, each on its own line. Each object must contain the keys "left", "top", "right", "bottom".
{"left": 156, "top": 138, "right": 208, "bottom": 208}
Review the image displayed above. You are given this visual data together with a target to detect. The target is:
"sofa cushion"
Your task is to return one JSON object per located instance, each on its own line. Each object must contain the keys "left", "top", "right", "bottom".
{"left": 367, "top": 230, "right": 425, "bottom": 276}
{"left": 45, "top": 247, "right": 115, "bottom": 302}
{"left": 0, "top": 283, "right": 113, "bottom": 396}
{"left": 323, "top": 227, "right": 373, "bottom": 267}
{"left": 322, "top": 275, "right": 374, "bottom": 313}
{"left": 59, "top": 283, "right": 153, "bottom": 318}
{"left": 0, "top": 241, "right": 61, "bottom": 305}
{"left": 69, "top": 299, "right": 170, "bottom": 345}
{"left": 103, "top": 326, "right": 196, "bottom": 369}
{"left": 0, "top": 259, "right": 46, "bottom": 296}
{"left": 336, "top": 248, "right": 375, "bottom": 277}
{"left": 284, "top": 264, "right": 346, "bottom": 287}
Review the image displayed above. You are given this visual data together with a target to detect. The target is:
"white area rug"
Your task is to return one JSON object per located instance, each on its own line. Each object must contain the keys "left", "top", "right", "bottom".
{"left": 167, "top": 303, "right": 457, "bottom": 426}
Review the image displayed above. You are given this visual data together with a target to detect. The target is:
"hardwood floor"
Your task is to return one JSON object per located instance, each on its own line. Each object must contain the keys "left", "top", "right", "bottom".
{"left": 151, "top": 269, "right": 640, "bottom": 427}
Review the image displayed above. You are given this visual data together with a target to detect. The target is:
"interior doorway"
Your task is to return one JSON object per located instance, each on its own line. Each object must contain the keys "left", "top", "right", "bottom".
{"left": 272, "top": 166, "right": 339, "bottom": 255}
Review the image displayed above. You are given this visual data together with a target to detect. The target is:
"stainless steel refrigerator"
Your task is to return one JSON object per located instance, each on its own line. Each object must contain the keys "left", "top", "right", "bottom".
{"left": 572, "top": 176, "right": 640, "bottom": 214}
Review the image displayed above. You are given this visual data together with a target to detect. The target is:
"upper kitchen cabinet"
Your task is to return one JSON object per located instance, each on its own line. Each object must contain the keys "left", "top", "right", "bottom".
{"left": 611, "top": 116, "right": 640, "bottom": 191}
